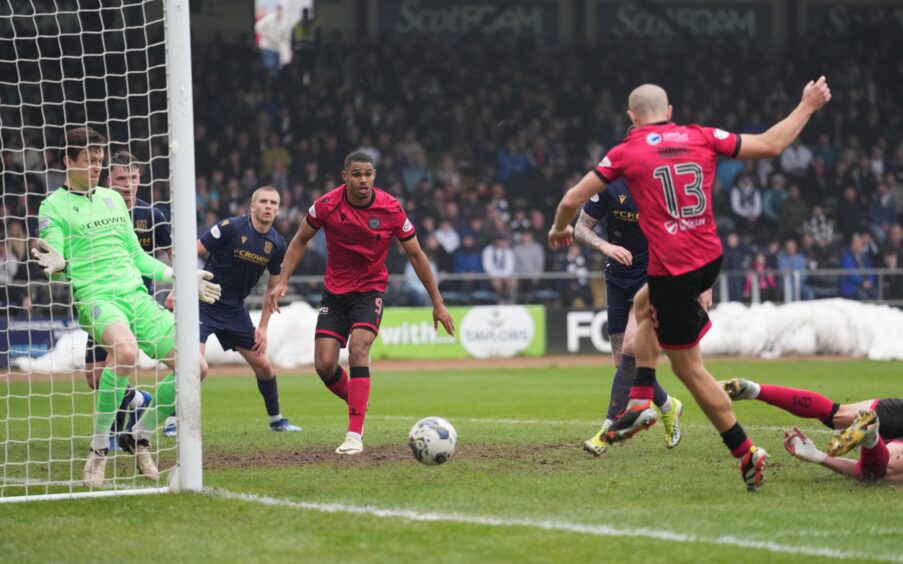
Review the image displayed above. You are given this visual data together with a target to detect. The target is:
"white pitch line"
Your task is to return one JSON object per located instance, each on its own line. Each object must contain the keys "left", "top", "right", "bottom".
{"left": 207, "top": 488, "right": 902, "bottom": 563}
{"left": 365, "top": 415, "right": 834, "bottom": 434}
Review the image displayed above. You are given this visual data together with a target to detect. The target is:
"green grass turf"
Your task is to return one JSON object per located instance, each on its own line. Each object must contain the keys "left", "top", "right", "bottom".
{"left": 2, "top": 359, "right": 902, "bottom": 563}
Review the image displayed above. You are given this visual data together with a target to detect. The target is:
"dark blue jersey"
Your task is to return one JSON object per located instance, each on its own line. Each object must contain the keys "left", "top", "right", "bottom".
{"left": 199, "top": 215, "right": 287, "bottom": 308}
{"left": 582, "top": 178, "right": 648, "bottom": 284}
{"left": 132, "top": 197, "right": 171, "bottom": 292}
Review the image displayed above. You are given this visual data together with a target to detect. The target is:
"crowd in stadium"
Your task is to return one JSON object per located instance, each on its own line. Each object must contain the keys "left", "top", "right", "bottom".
{"left": 2, "top": 28, "right": 902, "bottom": 316}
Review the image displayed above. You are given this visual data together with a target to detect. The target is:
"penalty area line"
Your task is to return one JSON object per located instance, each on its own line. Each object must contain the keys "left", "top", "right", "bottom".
{"left": 206, "top": 488, "right": 900, "bottom": 563}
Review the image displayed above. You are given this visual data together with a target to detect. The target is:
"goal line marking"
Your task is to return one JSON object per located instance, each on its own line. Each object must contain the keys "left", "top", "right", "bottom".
{"left": 207, "top": 488, "right": 901, "bottom": 562}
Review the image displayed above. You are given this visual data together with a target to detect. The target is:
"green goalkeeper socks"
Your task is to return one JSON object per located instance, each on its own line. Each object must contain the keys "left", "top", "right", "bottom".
{"left": 92, "top": 368, "right": 129, "bottom": 451}
{"left": 135, "top": 372, "right": 175, "bottom": 440}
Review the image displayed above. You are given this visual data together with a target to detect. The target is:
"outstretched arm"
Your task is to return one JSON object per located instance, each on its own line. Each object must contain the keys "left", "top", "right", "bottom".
{"left": 784, "top": 427, "right": 858, "bottom": 478}
{"left": 550, "top": 171, "right": 607, "bottom": 249}
{"left": 264, "top": 218, "right": 318, "bottom": 315}
{"left": 400, "top": 236, "right": 455, "bottom": 336}
{"left": 737, "top": 76, "right": 832, "bottom": 159}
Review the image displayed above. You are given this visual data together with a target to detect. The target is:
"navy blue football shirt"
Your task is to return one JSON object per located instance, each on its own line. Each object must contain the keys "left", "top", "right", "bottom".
{"left": 582, "top": 178, "right": 648, "bottom": 285}
{"left": 199, "top": 215, "right": 287, "bottom": 308}
{"left": 132, "top": 197, "right": 171, "bottom": 292}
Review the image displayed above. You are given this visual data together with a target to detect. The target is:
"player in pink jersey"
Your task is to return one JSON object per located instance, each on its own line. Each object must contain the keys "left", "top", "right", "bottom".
{"left": 264, "top": 152, "right": 455, "bottom": 455}
{"left": 549, "top": 78, "right": 831, "bottom": 491}
{"left": 722, "top": 378, "right": 903, "bottom": 484}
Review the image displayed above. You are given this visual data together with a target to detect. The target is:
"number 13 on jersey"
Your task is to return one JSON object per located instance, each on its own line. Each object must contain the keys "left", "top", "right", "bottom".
{"left": 653, "top": 163, "right": 705, "bottom": 219}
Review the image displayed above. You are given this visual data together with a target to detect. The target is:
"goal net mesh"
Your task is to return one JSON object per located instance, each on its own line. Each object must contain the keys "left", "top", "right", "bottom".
{"left": 1, "top": 0, "right": 180, "bottom": 499}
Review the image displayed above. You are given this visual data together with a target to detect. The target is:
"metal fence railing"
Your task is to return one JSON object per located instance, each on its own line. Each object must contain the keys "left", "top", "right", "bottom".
{"left": 243, "top": 267, "right": 903, "bottom": 309}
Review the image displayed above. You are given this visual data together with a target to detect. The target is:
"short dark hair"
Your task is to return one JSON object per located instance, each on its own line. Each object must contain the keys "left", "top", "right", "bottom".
{"left": 65, "top": 126, "right": 106, "bottom": 161}
{"left": 251, "top": 185, "right": 280, "bottom": 203}
{"left": 344, "top": 151, "right": 375, "bottom": 170}
{"left": 109, "top": 150, "right": 137, "bottom": 168}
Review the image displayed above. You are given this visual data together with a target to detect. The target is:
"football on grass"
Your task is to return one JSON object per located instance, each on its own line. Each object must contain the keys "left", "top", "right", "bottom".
{"left": 408, "top": 417, "right": 457, "bottom": 465}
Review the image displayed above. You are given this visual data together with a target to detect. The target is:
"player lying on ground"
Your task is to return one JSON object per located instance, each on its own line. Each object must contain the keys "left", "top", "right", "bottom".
{"left": 549, "top": 77, "right": 831, "bottom": 491}
{"left": 723, "top": 378, "right": 903, "bottom": 483}
{"left": 264, "top": 151, "right": 455, "bottom": 455}
{"left": 34, "top": 126, "right": 220, "bottom": 487}
{"left": 574, "top": 179, "right": 683, "bottom": 455}
{"left": 83, "top": 151, "right": 168, "bottom": 450}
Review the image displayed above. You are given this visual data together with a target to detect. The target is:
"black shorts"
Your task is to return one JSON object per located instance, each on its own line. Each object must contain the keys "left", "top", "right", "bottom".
{"left": 874, "top": 398, "right": 903, "bottom": 442}
{"left": 85, "top": 335, "right": 108, "bottom": 366}
{"left": 605, "top": 277, "right": 646, "bottom": 336}
{"left": 199, "top": 302, "right": 256, "bottom": 352}
{"left": 315, "top": 289, "right": 384, "bottom": 348}
{"left": 647, "top": 256, "right": 722, "bottom": 349}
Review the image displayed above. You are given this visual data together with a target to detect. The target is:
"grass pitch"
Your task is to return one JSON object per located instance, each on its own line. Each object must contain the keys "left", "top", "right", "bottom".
{"left": 2, "top": 359, "right": 902, "bottom": 563}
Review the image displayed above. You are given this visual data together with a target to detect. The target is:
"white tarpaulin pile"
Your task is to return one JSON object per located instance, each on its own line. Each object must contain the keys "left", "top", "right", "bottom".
{"left": 702, "top": 299, "right": 903, "bottom": 360}
{"left": 14, "top": 301, "right": 347, "bottom": 373}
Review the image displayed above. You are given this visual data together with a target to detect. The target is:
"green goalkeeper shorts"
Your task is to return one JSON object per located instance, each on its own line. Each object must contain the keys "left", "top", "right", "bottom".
{"left": 76, "top": 290, "right": 175, "bottom": 360}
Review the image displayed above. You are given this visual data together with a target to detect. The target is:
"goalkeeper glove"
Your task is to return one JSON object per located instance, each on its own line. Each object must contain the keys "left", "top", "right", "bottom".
{"left": 162, "top": 268, "right": 223, "bottom": 305}
{"left": 197, "top": 270, "right": 222, "bottom": 304}
{"left": 31, "top": 239, "right": 66, "bottom": 277}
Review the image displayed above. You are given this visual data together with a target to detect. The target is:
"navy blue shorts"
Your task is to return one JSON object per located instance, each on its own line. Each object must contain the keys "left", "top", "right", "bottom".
{"left": 605, "top": 277, "right": 647, "bottom": 335}
{"left": 199, "top": 303, "right": 256, "bottom": 352}
{"left": 85, "top": 335, "right": 108, "bottom": 366}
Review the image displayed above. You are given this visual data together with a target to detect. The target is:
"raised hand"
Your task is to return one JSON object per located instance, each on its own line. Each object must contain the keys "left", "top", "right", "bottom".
{"left": 801, "top": 75, "right": 831, "bottom": 112}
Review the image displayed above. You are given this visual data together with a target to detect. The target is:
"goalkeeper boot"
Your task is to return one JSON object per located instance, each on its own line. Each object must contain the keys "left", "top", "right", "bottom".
{"left": 660, "top": 396, "right": 683, "bottom": 449}
{"left": 828, "top": 409, "right": 878, "bottom": 457}
{"left": 83, "top": 448, "right": 108, "bottom": 489}
{"left": 134, "top": 439, "right": 159, "bottom": 481}
{"left": 270, "top": 418, "right": 302, "bottom": 432}
{"left": 739, "top": 445, "right": 768, "bottom": 492}
{"left": 335, "top": 433, "right": 364, "bottom": 455}
{"left": 605, "top": 400, "right": 658, "bottom": 444}
{"left": 720, "top": 378, "right": 760, "bottom": 401}
{"left": 582, "top": 429, "right": 611, "bottom": 456}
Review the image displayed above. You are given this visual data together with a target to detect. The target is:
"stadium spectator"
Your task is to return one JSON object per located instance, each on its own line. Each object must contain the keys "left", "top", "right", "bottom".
{"left": 512, "top": 231, "right": 545, "bottom": 295}
{"left": 721, "top": 232, "right": 750, "bottom": 301}
{"left": 778, "top": 184, "right": 810, "bottom": 241}
{"left": 255, "top": 5, "right": 294, "bottom": 77}
{"left": 730, "top": 174, "right": 764, "bottom": 238}
{"left": 779, "top": 139, "right": 813, "bottom": 178}
{"left": 839, "top": 233, "right": 878, "bottom": 300}
{"left": 481, "top": 234, "right": 516, "bottom": 302}
{"left": 556, "top": 245, "right": 592, "bottom": 307}
{"left": 743, "top": 252, "right": 778, "bottom": 302}
{"left": 804, "top": 204, "right": 836, "bottom": 252}
{"left": 777, "top": 238, "right": 815, "bottom": 301}
{"left": 868, "top": 181, "right": 899, "bottom": 243}
{"left": 761, "top": 173, "right": 788, "bottom": 227}
{"left": 836, "top": 186, "right": 869, "bottom": 240}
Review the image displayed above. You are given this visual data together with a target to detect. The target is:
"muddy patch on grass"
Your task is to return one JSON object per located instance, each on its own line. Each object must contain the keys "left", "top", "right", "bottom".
{"left": 204, "top": 441, "right": 582, "bottom": 470}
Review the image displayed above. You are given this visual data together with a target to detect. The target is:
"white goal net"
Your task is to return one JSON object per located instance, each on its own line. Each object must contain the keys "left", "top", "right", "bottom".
{"left": 0, "top": 0, "right": 201, "bottom": 501}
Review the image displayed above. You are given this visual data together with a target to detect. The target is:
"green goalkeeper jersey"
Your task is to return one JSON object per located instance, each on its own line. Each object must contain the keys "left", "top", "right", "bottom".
{"left": 38, "top": 186, "right": 170, "bottom": 302}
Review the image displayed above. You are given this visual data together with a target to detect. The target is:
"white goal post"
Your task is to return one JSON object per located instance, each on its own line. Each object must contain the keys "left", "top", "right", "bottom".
{"left": 0, "top": 0, "right": 200, "bottom": 502}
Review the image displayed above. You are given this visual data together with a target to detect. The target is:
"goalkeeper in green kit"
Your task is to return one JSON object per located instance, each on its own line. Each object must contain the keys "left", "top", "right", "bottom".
{"left": 33, "top": 127, "right": 222, "bottom": 488}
